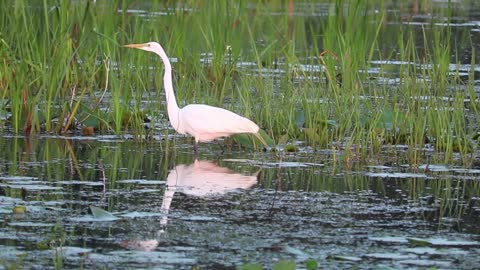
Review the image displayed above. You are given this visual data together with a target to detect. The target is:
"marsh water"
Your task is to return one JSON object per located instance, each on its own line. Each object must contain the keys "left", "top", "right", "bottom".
{"left": 2, "top": 1, "right": 480, "bottom": 269}
{"left": 1, "top": 135, "right": 480, "bottom": 269}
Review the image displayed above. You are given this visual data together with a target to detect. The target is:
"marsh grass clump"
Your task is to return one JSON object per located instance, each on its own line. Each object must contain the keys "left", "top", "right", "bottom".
{"left": 0, "top": 0, "right": 478, "bottom": 165}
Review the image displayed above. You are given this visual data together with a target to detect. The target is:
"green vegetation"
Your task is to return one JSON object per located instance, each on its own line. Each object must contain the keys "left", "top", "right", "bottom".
{"left": 1, "top": 0, "right": 479, "bottom": 165}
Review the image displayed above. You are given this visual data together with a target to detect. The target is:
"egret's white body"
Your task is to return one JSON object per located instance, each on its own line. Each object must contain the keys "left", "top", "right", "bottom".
{"left": 125, "top": 42, "right": 261, "bottom": 150}
{"left": 161, "top": 159, "right": 258, "bottom": 226}
{"left": 175, "top": 104, "right": 259, "bottom": 142}
{"left": 122, "top": 160, "right": 258, "bottom": 250}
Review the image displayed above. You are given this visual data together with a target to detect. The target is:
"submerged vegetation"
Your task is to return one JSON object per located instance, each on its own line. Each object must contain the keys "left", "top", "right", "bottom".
{"left": 1, "top": 0, "right": 480, "bottom": 165}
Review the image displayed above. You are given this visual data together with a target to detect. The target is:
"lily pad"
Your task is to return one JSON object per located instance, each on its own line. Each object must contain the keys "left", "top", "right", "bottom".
{"left": 365, "top": 172, "right": 428, "bottom": 179}
{"left": 120, "top": 211, "right": 165, "bottom": 218}
{"left": 364, "top": 253, "right": 416, "bottom": 260}
{"left": 407, "top": 238, "right": 480, "bottom": 247}
{"left": 284, "top": 245, "right": 310, "bottom": 260}
{"left": 9, "top": 222, "right": 54, "bottom": 227}
{"left": 327, "top": 255, "right": 362, "bottom": 262}
{"left": 0, "top": 184, "right": 62, "bottom": 190}
{"left": 0, "top": 176, "right": 38, "bottom": 181}
{"left": 369, "top": 236, "right": 409, "bottom": 244}
{"left": 116, "top": 179, "right": 166, "bottom": 185}
{"left": 12, "top": 205, "right": 27, "bottom": 214}
{"left": 399, "top": 259, "right": 452, "bottom": 267}
{"left": 238, "top": 263, "right": 263, "bottom": 270}
{"left": 57, "top": 180, "right": 105, "bottom": 186}
{"left": 402, "top": 247, "right": 467, "bottom": 255}
{"left": 272, "top": 260, "right": 296, "bottom": 270}
{"left": 89, "top": 206, "right": 119, "bottom": 221}
{"left": 55, "top": 246, "right": 93, "bottom": 257}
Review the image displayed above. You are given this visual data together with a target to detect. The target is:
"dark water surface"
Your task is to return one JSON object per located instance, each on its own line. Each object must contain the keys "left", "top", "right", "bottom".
{"left": 0, "top": 136, "right": 479, "bottom": 269}
{"left": 2, "top": 0, "right": 480, "bottom": 269}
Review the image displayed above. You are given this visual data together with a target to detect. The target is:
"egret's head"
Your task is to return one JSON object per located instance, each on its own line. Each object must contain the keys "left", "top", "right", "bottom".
{"left": 124, "top": 42, "right": 161, "bottom": 53}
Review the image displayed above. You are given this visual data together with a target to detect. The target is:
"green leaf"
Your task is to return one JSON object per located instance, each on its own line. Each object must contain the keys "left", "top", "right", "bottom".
{"left": 407, "top": 238, "right": 433, "bottom": 247}
{"left": 305, "top": 259, "right": 318, "bottom": 270}
{"left": 295, "top": 109, "right": 305, "bottom": 129}
{"left": 258, "top": 129, "right": 275, "bottom": 146}
{"left": 378, "top": 109, "right": 407, "bottom": 130}
{"left": 13, "top": 205, "right": 27, "bottom": 214}
{"left": 233, "top": 133, "right": 255, "bottom": 149}
{"left": 237, "top": 263, "right": 263, "bottom": 270}
{"left": 272, "top": 260, "right": 295, "bottom": 270}
{"left": 277, "top": 134, "right": 289, "bottom": 145}
{"left": 83, "top": 115, "right": 99, "bottom": 127}
{"left": 284, "top": 144, "right": 299, "bottom": 152}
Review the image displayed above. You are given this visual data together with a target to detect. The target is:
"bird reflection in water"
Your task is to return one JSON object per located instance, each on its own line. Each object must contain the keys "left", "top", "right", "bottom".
{"left": 121, "top": 159, "right": 258, "bottom": 251}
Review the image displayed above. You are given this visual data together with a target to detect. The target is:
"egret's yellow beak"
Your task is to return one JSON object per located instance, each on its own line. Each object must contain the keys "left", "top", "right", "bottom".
{"left": 124, "top": 43, "right": 149, "bottom": 49}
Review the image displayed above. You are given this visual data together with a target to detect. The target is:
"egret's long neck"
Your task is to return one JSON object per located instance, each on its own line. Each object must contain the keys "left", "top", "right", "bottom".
{"left": 154, "top": 46, "right": 180, "bottom": 126}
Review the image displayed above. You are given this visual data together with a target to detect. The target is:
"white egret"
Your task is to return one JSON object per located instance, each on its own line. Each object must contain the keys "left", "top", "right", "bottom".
{"left": 124, "top": 42, "right": 264, "bottom": 152}
{"left": 121, "top": 159, "right": 258, "bottom": 250}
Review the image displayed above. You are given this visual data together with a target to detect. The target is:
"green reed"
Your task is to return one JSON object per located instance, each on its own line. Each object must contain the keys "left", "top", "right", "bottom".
{"left": 0, "top": 0, "right": 478, "bottom": 165}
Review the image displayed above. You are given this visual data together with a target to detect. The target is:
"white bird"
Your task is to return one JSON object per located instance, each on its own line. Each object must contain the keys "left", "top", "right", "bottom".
{"left": 121, "top": 160, "right": 258, "bottom": 251}
{"left": 124, "top": 42, "right": 265, "bottom": 152}
{"left": 161, "top": 159, "right": 258, "bottom": 226}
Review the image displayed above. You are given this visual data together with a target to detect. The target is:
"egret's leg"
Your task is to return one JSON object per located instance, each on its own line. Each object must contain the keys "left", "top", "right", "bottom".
{"left": 220, "top": 141, "right": 225, "bottom": 155}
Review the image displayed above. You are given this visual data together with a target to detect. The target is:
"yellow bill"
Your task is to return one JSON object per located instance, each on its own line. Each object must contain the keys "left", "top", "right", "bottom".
{"left": 124, "top": 43, "right": 149, "bottom": 49}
